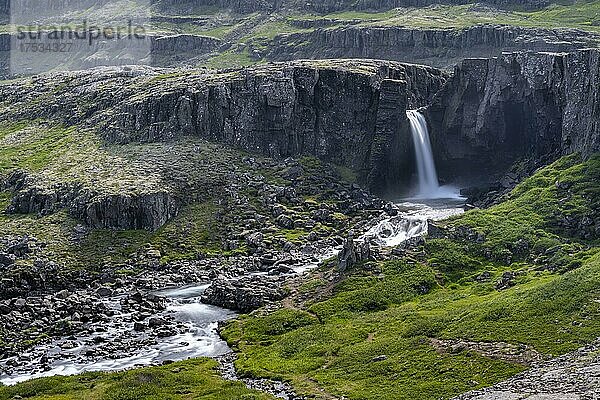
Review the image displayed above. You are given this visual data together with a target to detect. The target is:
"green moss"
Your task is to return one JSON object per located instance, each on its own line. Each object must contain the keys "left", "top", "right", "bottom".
{"left": 300, "top": 1, "right": 600, "bottom": 33}
{"left": 152, "top": 201, "right": 223, "bottom": 261}
{"left": 450, "top": 154, "right": 600, "bottom": 266}
{"left": 298, "top": 278, "right": 328, "bottom": 294}
{"left": 0, "top": 122, "right": 75, "bottom": 173}
{"left": 203, "top": 49, "right": 259, "bottom": 69}
{"left": 333, "top": 164, "right": 358, "bottom": 184}
{"left": 0, "top": 358, "right": 274, "bottom": 399}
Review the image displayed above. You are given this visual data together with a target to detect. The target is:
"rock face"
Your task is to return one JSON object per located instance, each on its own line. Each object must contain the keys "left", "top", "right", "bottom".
{"left": 150, "top": 34, "right": 222, "bottom": 66}
{"left": 5, "top": 171, "right": 179, "bottom": 230}
{"left": 155, "top": 0, "right": 277, "bottom": 13}
{"left": 426, "top": 49, "right": 600, "bottom": 182}
{"left": 102, "top": 61, "right": 447, "bottom": 192}
{"left": 155, "top": 0, "right": 549, "bottom": 14}
{"left": 454, "top": 338, "right": 600, "bottom": 399}
{"left": 2, "top": 51, "right": 599, "bottom": 202}
{"left": 263, "top": 25, "right": 599, "bottom": 69}
{"left": 0, "top": 60, "right": 447, "bottom": 193}
{"left": 0, "top": 32, "right": 221, "bottom": 77}
{"left": 0, "top": 33, "right": 8, "bottom": 79}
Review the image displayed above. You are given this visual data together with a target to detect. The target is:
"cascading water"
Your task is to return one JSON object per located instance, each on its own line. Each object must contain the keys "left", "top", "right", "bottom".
{"left": 406, "top": 110, "right": 440, "bottom": 198}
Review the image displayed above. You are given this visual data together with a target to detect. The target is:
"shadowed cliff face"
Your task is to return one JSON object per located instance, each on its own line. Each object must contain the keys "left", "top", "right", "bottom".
{"left": 102, "top": 61, "right": 447, "bottom": 193}
{"left": 1, "top": 51, "right": 598, "bottom": 210}
{"left": 154, "top": 0, "right": 550, "bottom": 14}
{"left": 426, "top": 49, "right": 600, "bottom": 183}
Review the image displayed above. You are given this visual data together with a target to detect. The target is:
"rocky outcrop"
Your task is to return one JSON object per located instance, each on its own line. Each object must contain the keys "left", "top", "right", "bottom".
{"left": 263, "top": 25, "right": 599, "bottom": 69}
{"left": 0, "top": 1, "right": 7, "bottom": 23}
{"left": 0, "top": 32, "right": 220, "bottom": 74}
{"left": 102, "top": 61, "right": 446, "bottom": 192}
{"left": 454, "top": 338, "right": 600, "bottom": 400}
{"left": 0, "top": 33, "right": 8, "bottom": 79}
{"left": 5, "top": 171, "right": 179, "bottom": 230}
{"left": 306, "top": 0, "right": 548, "bottom": 13}
{"left": 150, "top": 34, "right": 222, "bottom": 66}
{"left": 155, "top": 0, "right": 277, "bottom": 13}
{"left": 150, "top": 34, "right": 222, "bottom": 54}
{"left": 426, "top": 49, "right": 600, "bottom": 182}
{"left": 202, "top": 276, "right": 288, "bottom": 312}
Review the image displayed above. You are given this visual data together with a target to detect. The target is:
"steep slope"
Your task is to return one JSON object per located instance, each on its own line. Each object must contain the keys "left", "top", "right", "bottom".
{"left": 0, "top": 359, "right": 275, "bottom": 399}
{"left": 262, "top": 24, "right": 598, "bottom": 68}
{"left": 1, "top": 0, "right": 600, "bottom": 74}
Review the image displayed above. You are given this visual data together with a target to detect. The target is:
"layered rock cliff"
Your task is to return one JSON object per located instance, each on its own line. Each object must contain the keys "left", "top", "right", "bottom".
{"left": 0, "top": 33, "right": 8, "bottom": 79}
{"left": 263, "top": 25, "right": 599, "bottom": 68}
{"left": 154, "top": 0, "right": 278, "bottom": 13}
{"left": 5, "top": 170, "right": 180, "bottom": 230}
{"left": 0, "top": 60, "right": 447, "bottom": 194}
{"left": 153, "top": 0, "right": 549, "bottom": 14}
{"left": 426, "top": 49, "right": 600, "bottom": 182}
{"left": 104, "top": 61, "right": 448, "bottom": 192}
{"left": 306, "top": 0, "right": 548, "bottom": 13}
{"left": 2, "top": 50, "right": 599, "bottom": 229}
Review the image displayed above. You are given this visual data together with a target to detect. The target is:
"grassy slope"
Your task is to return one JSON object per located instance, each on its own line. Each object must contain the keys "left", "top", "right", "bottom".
{"left": 0, "top": 121, "right": 229, "bottom": 270}
{"left": 0, "top": 359, "right": 274, "bottom": 400}
{"left": 221, "top": 154, "right": 600, "bottom": 400}
{"left": 198, "top": 0, "right": 600, "bottom": 68}
{"left": 2, "top": 1, "right": 598, "bottom": 71}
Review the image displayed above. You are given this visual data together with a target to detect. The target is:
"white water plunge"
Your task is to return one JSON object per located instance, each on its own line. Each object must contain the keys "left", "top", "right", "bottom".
{"left": 406, "top": 110, "right": 440, "bottom": 198}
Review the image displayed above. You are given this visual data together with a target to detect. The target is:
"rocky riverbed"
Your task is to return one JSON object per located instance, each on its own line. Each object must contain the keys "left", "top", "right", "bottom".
{"left": 0, "top": 194, "right": 466, "bottom": 396}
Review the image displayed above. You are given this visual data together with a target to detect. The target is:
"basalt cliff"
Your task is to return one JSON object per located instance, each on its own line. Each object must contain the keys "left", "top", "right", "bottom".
{"left": 1, "top": 50, "right": 599, "bottom": 231}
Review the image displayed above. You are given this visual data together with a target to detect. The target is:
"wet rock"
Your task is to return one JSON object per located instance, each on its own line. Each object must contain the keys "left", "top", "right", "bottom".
{"left": 276, "top": 215, "right": 294, "bottom": 229}
{"left": 454, "top": 338, "right": 600, "bottom": 399}
{"left": 282, "top": 165, "right": 304, "bottom": 180}
{"left": 96, "top": 287, "right": 114, "bottom": 297}
{"left": 202, "top": 277, "right": 288, "bottom": 313}
{"left": 371, "top": 355, "right": 388, "bottom": 362}
{"left": 338, "top": 232, "right": 371, "bottom": 272}
{"left": 427, "top": 220, "right": 446, "bottom": 239}
{"left": 133, "top": 322, "right": 147, "bottom": 332}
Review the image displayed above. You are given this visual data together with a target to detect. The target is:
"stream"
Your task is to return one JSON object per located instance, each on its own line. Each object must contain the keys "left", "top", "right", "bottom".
{"left": 0, "top": 196, "right": 464, "bottom": 397}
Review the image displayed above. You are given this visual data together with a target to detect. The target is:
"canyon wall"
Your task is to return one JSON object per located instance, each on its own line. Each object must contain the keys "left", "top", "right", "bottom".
{"left": 0, "top": 60, "right": 447, "bottom": 194}
{"left": 427, "top": 49, "right": 600, "bottom": 181}
{"left": 154, "top": 0, "right": 278, "bottom": 13}
{"left": 264, "top": 25, "right": 599, "bottom": 68}
{"left": 2, "top": 51, "right": 600, "bottom": 228}
{"left": 0, "top": 34, "right": 8, "bottom": 79}
{"left": 306, "top": 0, "right": 548, "bottom": 13}
{"left": 99, "top": 61, "right": 448, "bottom": 192}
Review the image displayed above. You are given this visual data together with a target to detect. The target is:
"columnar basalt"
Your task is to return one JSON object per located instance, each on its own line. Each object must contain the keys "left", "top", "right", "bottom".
{"left": 426, "top": 49, "right": 600, "bottom": 182}
{"left": 0, "top": 60, "right": 448, "bottom": 194}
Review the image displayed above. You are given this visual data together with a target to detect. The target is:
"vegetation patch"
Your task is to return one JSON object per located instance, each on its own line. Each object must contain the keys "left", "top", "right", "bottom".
{"left": 222, "top": 154, "right": 600, "bottom": 399}
{"left": 0, "top": 358, "right": 274, "bottom": 400}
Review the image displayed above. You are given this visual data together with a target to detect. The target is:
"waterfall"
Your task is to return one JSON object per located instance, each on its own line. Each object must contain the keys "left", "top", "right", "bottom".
{"left": 406, "top": 110, "right": 440, "bottom": 198}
